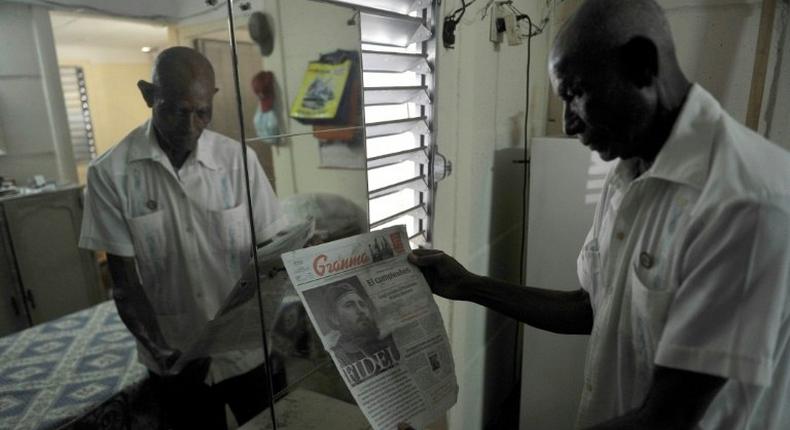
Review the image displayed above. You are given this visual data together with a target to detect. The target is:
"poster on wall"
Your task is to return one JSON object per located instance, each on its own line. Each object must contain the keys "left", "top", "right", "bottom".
{"left": 290, "top": 59, "right": 352, "bottom": 122}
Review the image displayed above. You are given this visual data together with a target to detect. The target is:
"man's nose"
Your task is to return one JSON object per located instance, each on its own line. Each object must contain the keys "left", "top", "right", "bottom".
{"left": 563, "top": 103, "right": 585, "bottom": 136}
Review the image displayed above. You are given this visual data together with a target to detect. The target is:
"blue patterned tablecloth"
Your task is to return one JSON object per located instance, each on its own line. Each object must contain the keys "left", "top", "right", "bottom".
{"left": 0, "top": 301, "right": 147, "bottom": 430}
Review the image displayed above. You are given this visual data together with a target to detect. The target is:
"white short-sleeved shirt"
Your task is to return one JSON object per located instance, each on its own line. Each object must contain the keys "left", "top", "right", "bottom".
{"left": 79, "top": 120, "right": 286, "bottom": 383}
{"left": 576, "top": 85, "right": 790, "bottom": 429}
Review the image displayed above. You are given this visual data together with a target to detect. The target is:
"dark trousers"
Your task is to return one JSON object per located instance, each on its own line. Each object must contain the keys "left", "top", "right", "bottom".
{"left": 150, "top": 362, "right": 278, "bottom": 430}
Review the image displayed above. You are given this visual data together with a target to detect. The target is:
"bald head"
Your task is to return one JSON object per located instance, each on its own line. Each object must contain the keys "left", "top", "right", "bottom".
{"left": 548, "top": 0, "right": 690, "bottom": 163}
{"left": 553, "top": 0, "right": 676, "bottom": 67}
{"left": 138, "top": 47, "right": 218, "bottom": 168}
{"left": 152, "top": 46, "right": 215, "bottom": 91}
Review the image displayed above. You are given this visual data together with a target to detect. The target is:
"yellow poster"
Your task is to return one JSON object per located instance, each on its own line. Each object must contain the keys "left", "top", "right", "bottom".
{"left": 290, "top": 60, "right": 351, "bottom": 121}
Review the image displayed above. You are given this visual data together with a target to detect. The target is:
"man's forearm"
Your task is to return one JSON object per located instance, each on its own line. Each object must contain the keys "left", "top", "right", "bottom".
{"left": 464, "top": 277, "right": 593, "bottom": 335}
{"left": 107, "top": 255, "right": 176, "bottom": 363}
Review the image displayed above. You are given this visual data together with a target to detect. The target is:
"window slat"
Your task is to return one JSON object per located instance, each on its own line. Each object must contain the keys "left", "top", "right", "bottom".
{"left": 366, "top": 117, "right": 428, "bottom": 138}
{"left": 329, "top": 0, "right": 431, "bottom": 15}
{"left": 369, "top": 175, "right": 427, "bottom": 199}
{"left": 361, "top": 51, "right": 431, "bottom": 74}
{"left": 360, "top": 13, "right": 431, "bottom": 47}
{"left": 370, "top": 203, "right": 426, "bottom": 229}
{"left": 364, "top": 86, "right": 430, "bottom": 106}
{"left": 367, "top": 147, "right": 426, "bottom": 169}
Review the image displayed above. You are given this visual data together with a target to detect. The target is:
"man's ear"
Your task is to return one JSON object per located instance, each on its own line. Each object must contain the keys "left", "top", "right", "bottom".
{"left": 618, "top": 36, "right": 658, "bottom": 88}
{"left": 137, "top": 80, "right": 157, "bottom": 107}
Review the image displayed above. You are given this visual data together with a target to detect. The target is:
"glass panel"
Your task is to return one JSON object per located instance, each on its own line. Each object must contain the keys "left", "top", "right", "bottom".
{"left": 0, "top": 2, "right": 274, "bottom": 428}
{"left": 227, "top": 0, "right": 370, "bottom": 427}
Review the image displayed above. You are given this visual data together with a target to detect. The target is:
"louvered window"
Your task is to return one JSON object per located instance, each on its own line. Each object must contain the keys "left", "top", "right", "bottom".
{"left": 59, "top": 66, "right": 96, "bottom": 162}
{"left": 338, "top": 0, "right": 439, "bottom": 249}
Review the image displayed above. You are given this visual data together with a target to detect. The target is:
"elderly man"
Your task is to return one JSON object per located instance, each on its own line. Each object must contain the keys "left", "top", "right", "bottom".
{"left": 410, "top": 0, "right": 790, "bottom": 428}
{"left": 79, "top": 47, "right": 283, "bottom": 429}
{"left": 325, "top": 282, "right": 400, "bottom": 385}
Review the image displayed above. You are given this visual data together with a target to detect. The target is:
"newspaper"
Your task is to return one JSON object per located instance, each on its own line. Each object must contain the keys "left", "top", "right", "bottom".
{"left": 173, "top": 221, "right": 314, "bottom": 368}
{"left": 281, "top": 225, "right": 458, "bottom": 430}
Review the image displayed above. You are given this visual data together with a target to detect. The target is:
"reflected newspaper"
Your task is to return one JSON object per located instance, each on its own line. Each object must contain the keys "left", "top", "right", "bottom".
{"left": 173, "top": 221, "right": 314, "bottom": 369}
{"left": 281, "top": 226, "right": 458, "bottom": 430}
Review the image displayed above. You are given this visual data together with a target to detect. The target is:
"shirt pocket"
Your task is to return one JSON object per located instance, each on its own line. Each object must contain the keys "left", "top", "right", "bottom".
{"left": 629, "top": 263, "right": 674, "bottom": 351}
{"left": 127, "top": 210, "right": 185, "bottom": 316}
{"left": 209, "top": 203, "right": 253, "bottom": 252}
{"left": 128, "top": 209, "right": 167, "bottom": 272}
{"left": 208, "top": 203, "right": 253, "bottom": 280}
{"left": 578, "top": 239, "right": 603, "bottom": 301}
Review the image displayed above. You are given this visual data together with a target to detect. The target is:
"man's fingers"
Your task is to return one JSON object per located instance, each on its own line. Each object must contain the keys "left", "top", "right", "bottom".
{"left": 408, "top": 249, "right": 446, "bottom": 266}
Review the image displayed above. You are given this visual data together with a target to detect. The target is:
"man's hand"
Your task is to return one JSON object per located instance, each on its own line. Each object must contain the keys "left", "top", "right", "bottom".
{"left": 408, "top": 249, "right": 480, "bottom": 301}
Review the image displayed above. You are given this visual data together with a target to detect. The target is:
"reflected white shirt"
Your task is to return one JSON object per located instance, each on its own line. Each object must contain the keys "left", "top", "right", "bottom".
{"left": 576, "top": 85, "right": 790, "bottom": 429}
{"left": 79, "top": 120, "right": 285, "bottom": 383}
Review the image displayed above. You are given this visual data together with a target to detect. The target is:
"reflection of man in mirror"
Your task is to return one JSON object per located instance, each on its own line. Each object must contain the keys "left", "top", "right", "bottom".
{"left": 79, "top": 46, "right": 284, "bottom": 429}
{"left": 325, "top": 281, "right": 400, "bottom": 386}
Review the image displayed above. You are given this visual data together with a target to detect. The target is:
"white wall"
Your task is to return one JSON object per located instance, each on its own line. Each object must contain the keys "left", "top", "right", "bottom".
{"left": 0, "top": 2, "right": 77, "bottom": 185}
{"left": 432, "top": 0, "right": 553, "bottom": 428}
{"left": 664, "top": 0, "right": 763, "bottom": 122}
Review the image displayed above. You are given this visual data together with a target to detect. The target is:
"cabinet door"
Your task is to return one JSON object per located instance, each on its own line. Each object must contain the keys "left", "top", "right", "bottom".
{"left": 4, "top": 187, "right": 103, "bottom": 324}
{"left": 0, "top": 208, "right": 29, "bottom": 335}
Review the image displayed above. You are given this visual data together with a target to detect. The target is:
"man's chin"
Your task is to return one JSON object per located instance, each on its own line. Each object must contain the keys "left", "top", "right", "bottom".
{"left": 580, "top": 140, "right": 616, "bottom": 161}
{"left": 595, "top": 148, "right": 618, "bottom": 161}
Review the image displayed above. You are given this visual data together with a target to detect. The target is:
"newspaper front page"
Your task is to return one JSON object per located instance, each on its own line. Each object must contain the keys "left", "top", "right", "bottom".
{"left": 281, "top": 225, "right": 458, "bottom": 430}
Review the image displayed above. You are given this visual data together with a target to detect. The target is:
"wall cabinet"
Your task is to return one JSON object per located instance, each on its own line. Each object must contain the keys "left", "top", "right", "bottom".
{"left": 0, "top": 185, "right": 103, "bottom": 336}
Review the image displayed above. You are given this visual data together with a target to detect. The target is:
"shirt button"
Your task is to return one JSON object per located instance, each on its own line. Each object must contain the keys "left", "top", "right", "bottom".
{"left": 196, "top": 292, "right": 203, "bottom": 298}
{"left": 639, "top": 252, "right": 654, "bottom": 269}
{"left": 616, "top": 231, "right": 625, "bottom": 241}
{"left": 186, "top": 226, "right": 193, "bottom": 233}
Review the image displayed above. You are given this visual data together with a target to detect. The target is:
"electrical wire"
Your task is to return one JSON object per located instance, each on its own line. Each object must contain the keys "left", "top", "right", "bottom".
{"left": 507, "top": 0, "right": 563, "bottom": 37}
{"left": 519, "top": 12, "right": 533, "bottom": 287}
{"left": 450, "top": 0, "right": 480, "bottom": 22}
{"left": 443, "top": 0, "right": 482, "bottom": 48}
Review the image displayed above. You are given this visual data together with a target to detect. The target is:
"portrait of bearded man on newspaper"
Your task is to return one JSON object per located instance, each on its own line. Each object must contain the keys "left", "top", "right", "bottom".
{"left": 320, "top": 278, "right": 401, "bottom": 386}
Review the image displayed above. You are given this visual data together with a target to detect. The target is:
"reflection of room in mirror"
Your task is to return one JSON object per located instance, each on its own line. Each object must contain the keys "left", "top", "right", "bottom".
{"left": 0, "top": 3, "right": 287, "bottom": 429}
{"left": 254, "top": 0, "right": 369, "bottom": 220}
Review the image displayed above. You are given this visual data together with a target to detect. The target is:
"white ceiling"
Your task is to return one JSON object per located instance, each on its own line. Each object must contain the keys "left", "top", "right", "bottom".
{"left": 50, "top": 11, "right": 170, "bottom": 62}
{"left": 49, "top": 10, "right": 253, "bottom": 63}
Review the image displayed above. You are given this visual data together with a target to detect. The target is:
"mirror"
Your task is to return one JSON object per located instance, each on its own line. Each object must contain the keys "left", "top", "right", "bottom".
{"left": 0, "top": 2, "right": 282, "bottom": 428}
{"left": 0, "top": 0, "right": 369, "bottom": 428}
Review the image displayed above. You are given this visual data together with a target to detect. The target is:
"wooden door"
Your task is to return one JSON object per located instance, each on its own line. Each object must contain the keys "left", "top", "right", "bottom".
{"left": 195, "top": 39, "right": 276, "bottom": 190}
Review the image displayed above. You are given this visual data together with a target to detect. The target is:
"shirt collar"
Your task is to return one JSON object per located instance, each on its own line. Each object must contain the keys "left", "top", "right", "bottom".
{"left": 128, "top": 119, "right": 219, "bottom": 170}
{"left": 612, "top": 84, "right": 720, "bottom": 190}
